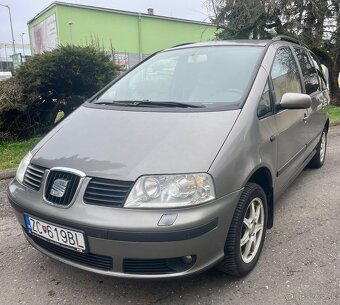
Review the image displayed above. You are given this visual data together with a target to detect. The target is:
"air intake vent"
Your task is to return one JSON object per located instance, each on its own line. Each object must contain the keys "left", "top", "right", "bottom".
{"left": 45, "top": 171, "right": 81, "bottom": 206}
{"left": 84, "top": 178, "right": 133, "bottom": 207}
{"left": 29, "top": 233, "right": 113, "bottom": 271}
{"left": 123, "top": 257, "right": 196, "bottom": 275}
{"left": 23, "top": 164, "right": 45, "bottom": 191}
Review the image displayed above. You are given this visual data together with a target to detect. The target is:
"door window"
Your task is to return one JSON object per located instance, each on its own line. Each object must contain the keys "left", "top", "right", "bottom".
{"left": 294, "top": 48, "right": 320, "bottom": 94}
{"left": 271, "top": 47, "right": 302, "bottom": 108}
{"left": 310, "top": 52, "right": 328, "bottom": 90}
{"left": 257, "top": 81, "right": 272, "bottom": 118}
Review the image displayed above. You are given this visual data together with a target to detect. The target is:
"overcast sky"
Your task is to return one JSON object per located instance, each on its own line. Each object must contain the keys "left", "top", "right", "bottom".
{"left": 0, "top": 0, "right": 211, "bottom": 45}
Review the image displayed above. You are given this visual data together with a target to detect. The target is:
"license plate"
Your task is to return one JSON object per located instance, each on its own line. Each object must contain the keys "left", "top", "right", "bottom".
{"left": 24, "top": 214, "right": 86, "bottom": 252}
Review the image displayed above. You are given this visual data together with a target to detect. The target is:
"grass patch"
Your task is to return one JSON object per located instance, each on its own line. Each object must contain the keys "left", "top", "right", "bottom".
{"left": 326, "top": 105, "right": 340, "bottom": 123}
{"left": 0, "top": 112, "right": 64, "bottom": 170}
{"left": 0, "top": 136, "right": 42, "bottom": 170}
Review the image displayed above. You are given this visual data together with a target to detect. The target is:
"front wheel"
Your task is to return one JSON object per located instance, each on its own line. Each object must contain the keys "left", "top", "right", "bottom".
{"left": 217, "top": 183, "right": 267, "bottom": 277}
{"left": 308, "top": 128, "right": 327, "bottom": 169}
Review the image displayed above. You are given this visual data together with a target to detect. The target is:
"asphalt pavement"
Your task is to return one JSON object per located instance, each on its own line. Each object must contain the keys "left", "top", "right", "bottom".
{"left": 0, "top": 127, "right": 339, "bottom": 305}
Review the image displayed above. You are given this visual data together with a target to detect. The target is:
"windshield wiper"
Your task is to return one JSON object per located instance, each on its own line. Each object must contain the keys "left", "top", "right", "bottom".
{"left": 134, "top": 100, "right": 204, "bottom": 108}
{"left": 93, "top": 100, "right": 204, "bottom": 108}
{"left": 92, "top": 100, "right": 130, "bottom": 106}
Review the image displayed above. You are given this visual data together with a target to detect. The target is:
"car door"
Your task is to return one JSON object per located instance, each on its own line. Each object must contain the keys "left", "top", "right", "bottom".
{"left": 270, "top": 47, "right": 308, "bottom": 193}
{"left": 293, "top": 48, "right": 326, "bottom": 155}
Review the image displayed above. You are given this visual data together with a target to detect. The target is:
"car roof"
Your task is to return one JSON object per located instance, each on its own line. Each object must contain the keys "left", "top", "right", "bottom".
{"left": 168, "top": 40, "right": 270, "bottom": 50}
{"left": 167, "top": 38, "right": 305, "bottom": 52}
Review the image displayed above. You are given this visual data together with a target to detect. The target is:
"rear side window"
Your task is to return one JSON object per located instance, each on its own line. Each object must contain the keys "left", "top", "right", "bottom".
{"left": 271, "top": 47, "right": 302, "bottom": 107}
{"left": 310, "top": 52, "right": 327, "bottom": 90}
{"left": 294, "top": 48, "right": 320, "bottom": 94}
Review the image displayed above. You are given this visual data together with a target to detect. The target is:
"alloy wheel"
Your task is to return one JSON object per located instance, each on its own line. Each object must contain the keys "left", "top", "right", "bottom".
{"left": 320, "top": 131, "right": 326, "bottom": 163}
{"left": 240, "top": 197, "right": 264, "bottom": 264}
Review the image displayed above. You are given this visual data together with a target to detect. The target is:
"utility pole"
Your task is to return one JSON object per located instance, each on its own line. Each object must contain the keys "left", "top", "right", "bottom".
{"left": 0, "top": 4, "right": 16, "bottom": 54}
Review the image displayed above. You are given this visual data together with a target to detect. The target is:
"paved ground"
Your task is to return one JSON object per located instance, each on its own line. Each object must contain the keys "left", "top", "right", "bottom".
{"left": 0, "top": 128, "right": 339, "bottom": 305}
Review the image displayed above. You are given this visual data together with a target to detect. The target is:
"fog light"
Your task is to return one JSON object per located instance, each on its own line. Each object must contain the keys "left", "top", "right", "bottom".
{"left": 181, "top": 255, "right": 193, "bottom": 265}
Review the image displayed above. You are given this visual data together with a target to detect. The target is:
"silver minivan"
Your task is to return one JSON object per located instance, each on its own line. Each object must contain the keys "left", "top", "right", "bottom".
{"left": 8, "top": 36, "right": 329, "bottom": 278}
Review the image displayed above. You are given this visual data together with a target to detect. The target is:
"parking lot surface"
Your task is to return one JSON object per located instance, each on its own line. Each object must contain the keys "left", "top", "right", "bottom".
{"left": 0, "top": 127, "right": 339, "bottom": 305}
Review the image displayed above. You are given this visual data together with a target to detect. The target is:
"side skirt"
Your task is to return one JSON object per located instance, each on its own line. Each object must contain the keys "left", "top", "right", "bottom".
{"left": 274, "top": 148, "right": 316, "bottom": 203}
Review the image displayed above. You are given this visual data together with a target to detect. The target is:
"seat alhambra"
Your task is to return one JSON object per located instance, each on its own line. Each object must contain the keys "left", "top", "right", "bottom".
{"left": 8, "top": 36, "right": 329, "bottom": 278}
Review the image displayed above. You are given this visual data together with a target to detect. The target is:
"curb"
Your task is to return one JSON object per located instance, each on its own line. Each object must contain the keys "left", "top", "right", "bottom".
{"left": 0, "top": 169, "right": 16, "bottom": 180}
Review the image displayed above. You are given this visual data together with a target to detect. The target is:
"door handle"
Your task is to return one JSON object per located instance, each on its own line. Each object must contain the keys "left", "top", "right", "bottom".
{"left": 270, "top": 135, "right": 276, "bottom": 142}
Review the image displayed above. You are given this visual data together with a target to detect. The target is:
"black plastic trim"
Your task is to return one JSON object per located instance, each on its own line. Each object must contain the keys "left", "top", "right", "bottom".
{"left": 272, "top": 35, "right": 307, "bottom": 47}
{"left": 26, "top": 232, "right": 113, "bottom": 270}
{"left": 123, "top": 256, "right": 196, "bottom": 274}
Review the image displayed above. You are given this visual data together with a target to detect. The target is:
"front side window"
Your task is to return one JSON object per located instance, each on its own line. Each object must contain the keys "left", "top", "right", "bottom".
{"left": 271, "top": 47, "right": 302, "bottom": 107}
{"left": 95, "top": 46, "right": 264, "bottom": 109}
{"left": 257, "top": 81, "right": 272, "bottom": 118}
{"left": 294, "top": 48, "right": 320, "bottom": 95}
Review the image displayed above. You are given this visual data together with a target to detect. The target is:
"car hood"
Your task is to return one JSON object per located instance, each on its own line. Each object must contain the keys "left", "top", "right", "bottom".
{"left": 33, "top": 105, "right": 240, "bottom": 181}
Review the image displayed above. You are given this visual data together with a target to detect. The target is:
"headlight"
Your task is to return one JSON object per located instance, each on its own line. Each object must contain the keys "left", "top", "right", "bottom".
{"left": 125, "top": 173, "right": 215, "bottom": 208}
{"left": 16, "top": 151, "right": 33, "bottom": 184}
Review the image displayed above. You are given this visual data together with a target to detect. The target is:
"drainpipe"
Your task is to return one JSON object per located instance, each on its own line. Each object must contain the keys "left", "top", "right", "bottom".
{"left": 137, "top": 13, "right": 142, "bottom": 61}
{"left": 4, "top": 44, "right": 9, "bottom": 71}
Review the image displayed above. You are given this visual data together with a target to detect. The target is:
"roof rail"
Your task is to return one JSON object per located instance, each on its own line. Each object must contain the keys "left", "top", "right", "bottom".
{"left": 171, "top": 42, "right": 193, "bottom": 48}
{"left": 272, "top": 35, "right": 307, "bottom": 47}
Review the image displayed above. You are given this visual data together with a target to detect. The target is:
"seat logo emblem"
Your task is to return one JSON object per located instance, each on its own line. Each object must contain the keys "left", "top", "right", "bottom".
{"left": 50, "top": 179, "right": 69, "bottom": 197}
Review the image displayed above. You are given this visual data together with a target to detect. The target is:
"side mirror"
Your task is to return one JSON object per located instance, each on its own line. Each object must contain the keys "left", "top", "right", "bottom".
{"left": 280, "top": 93, "right": 311, "bottom": 109}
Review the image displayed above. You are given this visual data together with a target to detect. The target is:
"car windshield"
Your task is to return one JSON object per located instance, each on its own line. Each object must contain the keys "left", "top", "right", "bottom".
{"left": 95, "top": 45, "right": 264, "bottom": 108}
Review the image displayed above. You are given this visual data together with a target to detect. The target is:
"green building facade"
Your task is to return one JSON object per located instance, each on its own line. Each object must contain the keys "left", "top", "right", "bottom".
{"left": 28, "top": 1, "right": 217, "bottom": 68}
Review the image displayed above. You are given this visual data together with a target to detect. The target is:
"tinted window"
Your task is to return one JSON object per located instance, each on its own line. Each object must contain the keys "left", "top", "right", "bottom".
{"left": 310, "top": 52, "right": 327, "bottom": 90}
{"left": 294, "top": 48, "right": 319, "bottom": 94}
{"left": 271, "top": 47, "right": 302, "bottom": 107}
{"left": 257, "top": 81, "right": 272, "bottom": 117}
{"left": 96, "top": 46, "right": 264, "bottom": 108}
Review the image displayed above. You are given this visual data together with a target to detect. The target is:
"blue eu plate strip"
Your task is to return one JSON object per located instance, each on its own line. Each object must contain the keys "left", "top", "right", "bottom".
{"left": 24, "top": 214, "right": 32, "bottom": 233}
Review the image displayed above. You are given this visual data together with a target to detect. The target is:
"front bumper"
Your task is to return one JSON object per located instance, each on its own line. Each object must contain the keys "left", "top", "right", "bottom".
{"left": 8, "top": 178, "right": 242, "bottom": 278}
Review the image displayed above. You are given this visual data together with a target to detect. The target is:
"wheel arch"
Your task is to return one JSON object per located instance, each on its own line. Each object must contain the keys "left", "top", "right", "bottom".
{"left": 325, "top": 118, "right": 330, "bottom": 132}
{"left": 245, "top": 165, "right": 274, "bottom": 229}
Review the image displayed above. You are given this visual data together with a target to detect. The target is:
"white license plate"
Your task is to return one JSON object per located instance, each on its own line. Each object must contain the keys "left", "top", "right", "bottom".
{"left": 24, "top": 214, "right": 86, "bottom": 252}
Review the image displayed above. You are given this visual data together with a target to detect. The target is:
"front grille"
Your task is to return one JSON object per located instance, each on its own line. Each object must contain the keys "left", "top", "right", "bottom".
{"left": 23, "top": 164, "right": 45, "bottom": 191}
{"left": 29, "top": 234, "right": 113, "bottom": 270}
{"left": 84, "top": 178, "right": 133, "bottom": 207}
{"left": 45, "top": 171, "right": 81, "bottom": 206}
{"left": 123, "top": 257, "right": 196, "bottom": 275}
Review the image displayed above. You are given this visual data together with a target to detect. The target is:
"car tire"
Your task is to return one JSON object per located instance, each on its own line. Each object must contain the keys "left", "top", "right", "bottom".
{"left": 217, "top": 182, "right": 267, "bottom": 277}
{"left": 308, "top": 128, "right": 327, "bottom": 169}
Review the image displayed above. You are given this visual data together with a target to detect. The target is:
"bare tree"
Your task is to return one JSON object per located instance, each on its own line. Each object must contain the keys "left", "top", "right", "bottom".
{"left": 207, "top": 0, "right": 339, "bottom": 104}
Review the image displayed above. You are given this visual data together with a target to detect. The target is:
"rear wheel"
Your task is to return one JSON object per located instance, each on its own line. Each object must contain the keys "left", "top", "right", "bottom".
{"left": 217, "top": 183, "right": 267, "bottom": 277}
{"left": 309, "top": 128, "right": 327, "bottom": 168}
